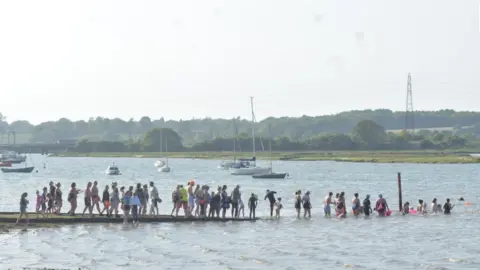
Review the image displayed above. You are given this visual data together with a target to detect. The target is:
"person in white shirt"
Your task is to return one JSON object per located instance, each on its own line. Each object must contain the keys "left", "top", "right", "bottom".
{"left": 149, "top": 181, "right": 162, "bottom": 216}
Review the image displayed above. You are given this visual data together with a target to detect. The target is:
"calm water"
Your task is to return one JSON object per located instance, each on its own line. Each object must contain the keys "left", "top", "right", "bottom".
{"left": 1, "top": 154, "right": 480, "bottom": 270}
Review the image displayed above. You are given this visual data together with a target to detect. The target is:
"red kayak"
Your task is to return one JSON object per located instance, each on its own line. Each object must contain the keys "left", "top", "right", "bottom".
{"left": 0, "top": 162, "right": 12, "bottom": 167}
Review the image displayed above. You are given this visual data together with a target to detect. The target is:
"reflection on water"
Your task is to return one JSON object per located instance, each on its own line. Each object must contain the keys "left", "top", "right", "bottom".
{"left": 0, "top": 155, "right": 480, "bottom": 269}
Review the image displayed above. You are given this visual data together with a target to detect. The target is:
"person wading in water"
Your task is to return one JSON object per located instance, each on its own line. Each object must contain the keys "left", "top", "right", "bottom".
{"left": 264, "top": 189, "right": 277, "bottom": 217}
{"left": 363, "top": 195, "right": 372, "bottom": 217}
{"left": 302, "top": 191, "right": 312, "bottom": 219}
{"left": 294, "top": 190, "right": 302, "bottom": 218}
{"left": 352, "top": 193, "right": 361, "bottom": 217}
{"left": 375, "top": 194, "right": 389, "bottom": 217}
{"left": 324, "top": 192, "right": 334, "bottom": 217}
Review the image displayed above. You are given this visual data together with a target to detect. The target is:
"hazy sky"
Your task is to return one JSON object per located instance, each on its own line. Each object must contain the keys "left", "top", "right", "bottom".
{"left": 1, "top": 0, "right": 479, "bottom": 124}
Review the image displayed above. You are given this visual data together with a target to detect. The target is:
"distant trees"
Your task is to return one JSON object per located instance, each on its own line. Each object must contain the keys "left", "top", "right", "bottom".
{"left": 1, "top": 109, "right": 480, "bottom": 146}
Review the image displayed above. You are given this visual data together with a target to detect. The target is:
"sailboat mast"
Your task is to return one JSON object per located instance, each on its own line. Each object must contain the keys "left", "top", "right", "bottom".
{"left": 160, "top": 129, "right": 163, "bottom": 153}
{"left": 165, "top": 135, "right": 168, "bottom": 166}
{"left": 250, "top": 97, "right": 256, "bottom": 163}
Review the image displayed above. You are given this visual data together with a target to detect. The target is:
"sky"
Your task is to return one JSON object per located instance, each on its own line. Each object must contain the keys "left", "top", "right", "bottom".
{"left": 1, "top": 0, "right": 480, "bottom": 124}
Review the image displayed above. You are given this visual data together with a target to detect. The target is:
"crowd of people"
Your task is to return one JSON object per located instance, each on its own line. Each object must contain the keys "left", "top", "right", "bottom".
{"left": 14, "top": 180, "right": 455, "bottom": 225}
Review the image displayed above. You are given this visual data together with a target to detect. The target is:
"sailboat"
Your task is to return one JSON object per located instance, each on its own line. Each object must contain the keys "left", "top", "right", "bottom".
{"left": 154, "top": 129, "right": 166, "bottom": 168}
{"left": 230, "top": 97, "right": 271, "bottom": 176}
{"left": 252, "top": 128, "right": 289, "bottom": 179}
{"left": 218, "top": 120, "right": 241, "bottom": 169}
{"left": 158, "top": 131, "right": 171, "bottom": 172}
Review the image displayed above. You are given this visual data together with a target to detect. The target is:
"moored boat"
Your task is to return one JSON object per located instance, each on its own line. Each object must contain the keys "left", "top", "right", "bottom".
{"left": 1, "top": 166, "right": 35, "bottom": 173}
{"left": 252, "top": 172, "right": 288, "bottom": 179}
{"left": 105, "top": 163, "right": 121, "bottom": 175}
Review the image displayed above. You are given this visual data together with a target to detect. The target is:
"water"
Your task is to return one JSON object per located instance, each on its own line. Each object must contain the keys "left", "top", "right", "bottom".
{"left": 1, "top": 154, "right": 480, "bottom": 269}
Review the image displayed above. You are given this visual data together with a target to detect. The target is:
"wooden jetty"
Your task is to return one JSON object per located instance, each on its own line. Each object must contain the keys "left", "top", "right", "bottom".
{"left": 0, "top": 212, "right": 257, "bottom": 227}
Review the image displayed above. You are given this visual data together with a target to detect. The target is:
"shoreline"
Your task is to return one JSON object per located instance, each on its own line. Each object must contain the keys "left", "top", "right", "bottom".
{"left": 0, "top": 213, "right": 256, "bottom": 232}
{"left": 48, "top": 151, "right": 480, "bottom": 164}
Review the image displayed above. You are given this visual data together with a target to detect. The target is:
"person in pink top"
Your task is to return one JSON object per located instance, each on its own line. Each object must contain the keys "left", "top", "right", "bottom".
{"left": 82, "top": 182, "right": 93, "bottom": 217}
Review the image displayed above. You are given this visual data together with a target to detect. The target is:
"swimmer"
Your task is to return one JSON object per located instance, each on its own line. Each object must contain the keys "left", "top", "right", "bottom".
{"left": 302, "top": 191, "right": 312, "bottom": 218}
{"left": 363, "top": 195, "right": 372, "bottom": 217}
{"left": 443, "top": 198, "right": 454, "bottom": 214}
{"left": 324, "top": 192, "right": 334, "bottom": 217}
{"left": 274, "top": 198, "right": 283, "bottom": 219}
{"left": 294, "top": 190, "right": 302, "bottom": 218}
{"left": 352, "top": 193, "right": 361, "bottom": 217}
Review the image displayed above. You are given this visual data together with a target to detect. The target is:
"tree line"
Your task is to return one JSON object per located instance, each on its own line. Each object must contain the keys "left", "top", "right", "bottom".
{"left": 1, "top": 109, "right": 480, "bottom": 146}
{"left": 72, "top": 120, "right": 470, "bottom": 153}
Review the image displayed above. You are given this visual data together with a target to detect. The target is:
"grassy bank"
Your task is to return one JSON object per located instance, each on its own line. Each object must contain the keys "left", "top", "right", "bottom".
{"left": 49, "top": 151, "right": 480, "bottom": 164}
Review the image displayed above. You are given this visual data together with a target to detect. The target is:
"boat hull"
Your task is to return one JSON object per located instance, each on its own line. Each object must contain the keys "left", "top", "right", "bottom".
{"left": 154, "top": 160, "right": 166, "bottom": 168}
{"left": 231, "top": 167, "right": 271, "bottom": 176}
{"left": 252, "top": 173, "right": 288, "bottom": 179}
{"left": 159, "top": 166, "right": 171, "bottom": 172}
{"left": 1, "top": 166, "right": 35, "bottom": 173}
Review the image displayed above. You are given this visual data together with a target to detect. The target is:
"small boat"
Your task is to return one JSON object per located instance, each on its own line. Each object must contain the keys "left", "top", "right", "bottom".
{"left": 1, "top": 166, "right": 35, "bottom": 173}
{"left": 252, "top": 172, "right": 288, "bottom": 179}
{"left": 0, "top": 151, "right": 26, "bottom": 164}
{"left": 0, "top": 161, "right": 12, "bottom": 167}
{"left": 251, "top": 124, "right": 289, "bottom": 180}
{"left": 105, "top": 163, "right": 121, "bottom": 175}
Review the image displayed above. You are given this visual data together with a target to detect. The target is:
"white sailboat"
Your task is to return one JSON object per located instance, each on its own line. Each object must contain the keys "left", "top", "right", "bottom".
{"left": 158, "top": 131, "right": 171, "bottom": 172}
{"left": 218, "top": 135, "right": 239, "bottom": 170}
{"left": 230, "top": 97, "right": 271, "bottom": 176}
{"left": 154, "top": 129, "right": 166, "bottom": 168}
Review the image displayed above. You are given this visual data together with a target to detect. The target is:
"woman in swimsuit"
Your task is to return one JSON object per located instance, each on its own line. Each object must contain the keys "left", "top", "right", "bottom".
{"left": 352, "top": 193, "right": 361, "bottom": 217}
{"left": 100, "top": 185, "right": 110, "bottom": 216}
{"left": 54, "top": 183, "right": 62, "bottom": 214}
{"left": 67, "top": 182, "right": 81, "bottom": 216}
{"left": 336, "top": 192, "right": 346, "bottom": 218}
{"left": 82, "top": 182, "right": 93, "bottom": 217}
{"left": 294, "top": 190, "right": 302, "bottom": 218}
{"left": 302, "top": 191, "right": 312, "bottom": 218}
{"left": 91, "top": 181, "right": 101, "bottom": 215}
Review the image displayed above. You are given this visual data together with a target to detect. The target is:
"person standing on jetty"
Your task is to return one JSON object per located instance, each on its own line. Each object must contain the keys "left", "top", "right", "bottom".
{"left": 16, "top": 192, "right": 29, "bottom": 226}
{"left": 375, "top": 194, "right": 389, "bottom": 217}
{"left": 248, "top": 193, "right": 258, "bottom": 219}
{"left": 324, "top": 192, "right": 334, "bottom": 217}
{"left": 187, "top": 181, "right": 195, "bottom": 214}
{"left": 294, "top": 190, "right": 302, "bottom": 218}
{"left": 209, "top": 188, "right": 221, "bottom": 218}
{"left": 54, "top": 183, "right": 62, "bottom": 214}
{"left": 67, "top": 182, "right": 81, "bottom": 216}
{"left": 100, "top": 185, "right": 110, "bottom": 216}
{"left": 194, "top": 184, "right": 202, "bottom": 216}
{"left": 231, "top": 185, "right": 241, "bottom": 218}
{"left": 123, "top": 186, "right": 133, "bottom": 224}
{"left": 149, "top": 181, "right": 162, "bottom": 216}
{"left": 141, "top": 184, "right": 149, "bottom": 215}
{"left": 264, "top": 189, "right": 277, "bottom": 217}
{"left": 171, "top": 185, "right": 180, "bottom": 216}
{"left": 91, "top": 181, "right": 102, "bottom": 215}
{"left": 108, "top": 185, "right": 121, "bottom": 218}
{"left": 48, "top": 181, "right": 56, "bottom": 207}
{"left": 82, "top": 182, "right": 93, "bottom": 217}
{"left": 178, "top": 185, "right": 189, "bottom": 217}
{"left": 221, "top": 185, "right": 230, "bottom": 218}
{"left": 137, "top": 184, "right": 146, "bottom": 216}
{"left": 131, "top": 185, "right": 142, "bottom": 224}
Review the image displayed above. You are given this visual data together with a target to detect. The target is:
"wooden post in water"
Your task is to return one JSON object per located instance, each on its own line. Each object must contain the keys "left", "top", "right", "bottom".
{"left": 397, "top": 172, "right": 403, "bottom": 212}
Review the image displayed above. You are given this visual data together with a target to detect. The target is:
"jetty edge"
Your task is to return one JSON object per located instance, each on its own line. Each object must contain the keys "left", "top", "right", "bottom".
{"left": 0, "top": 212, "right": 257, "bottom": 230}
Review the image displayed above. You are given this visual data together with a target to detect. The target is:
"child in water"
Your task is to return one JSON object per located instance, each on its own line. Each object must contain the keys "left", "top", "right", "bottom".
{"left": 402, "top": 202, "right": 410, "bottom": 215}
{"left": 443, "top": 198, "right": 454, "bottom": 214}
{"left": 16, "top": 192, "right": 29, "bottom": 226}
{"left": 274, "top": 198, "right": 283, "bottom": 219}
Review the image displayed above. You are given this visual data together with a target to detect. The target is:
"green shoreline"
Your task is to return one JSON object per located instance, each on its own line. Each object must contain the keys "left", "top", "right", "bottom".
{"left": 48, "top": 151, "right": 480, "bottom": 164}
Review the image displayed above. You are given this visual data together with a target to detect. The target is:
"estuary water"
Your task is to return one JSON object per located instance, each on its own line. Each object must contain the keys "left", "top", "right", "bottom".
{"left": 1, "top": 154, "right": 480, "bottom": 270}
